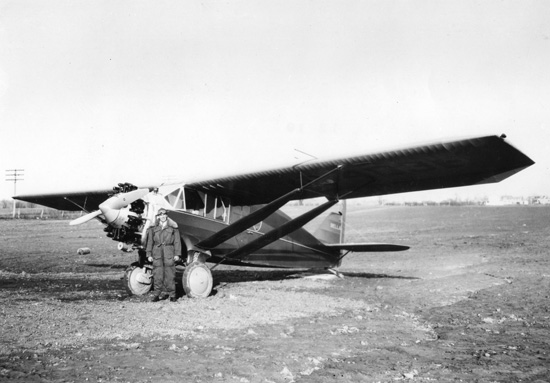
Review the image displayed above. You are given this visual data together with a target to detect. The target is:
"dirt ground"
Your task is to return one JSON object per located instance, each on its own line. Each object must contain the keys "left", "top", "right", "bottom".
{"left": 0, "top": 205, "right": 549, "bottom": 382}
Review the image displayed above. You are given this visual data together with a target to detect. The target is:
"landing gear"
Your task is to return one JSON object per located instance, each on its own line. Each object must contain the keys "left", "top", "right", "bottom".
{"left": 124, "top": 264, "right": 153, "bottom": 296}
{"left": 182, "top": 261, "right": 213, "bottom": 298}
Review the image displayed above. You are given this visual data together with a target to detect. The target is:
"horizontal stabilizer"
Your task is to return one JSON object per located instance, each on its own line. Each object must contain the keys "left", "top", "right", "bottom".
{"left": 325, "top": 243, "right": 409, "bottom": 252}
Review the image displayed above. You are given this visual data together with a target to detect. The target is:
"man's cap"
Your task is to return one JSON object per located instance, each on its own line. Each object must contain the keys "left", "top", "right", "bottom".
{"left": 156, "top": 208, "right": 167, "bottom": 216}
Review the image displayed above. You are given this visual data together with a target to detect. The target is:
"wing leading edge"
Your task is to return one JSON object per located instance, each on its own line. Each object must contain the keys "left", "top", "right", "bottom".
{"left": 15, "top": 189, "right": 114, "bottom": 212}
{"left": 186, "top": 135, "right": 534, "bottom": 205}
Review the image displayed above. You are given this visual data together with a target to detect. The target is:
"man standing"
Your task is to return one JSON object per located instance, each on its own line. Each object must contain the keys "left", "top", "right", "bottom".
{"left": 146, "top": 208, "right": 182, "bottom": 302}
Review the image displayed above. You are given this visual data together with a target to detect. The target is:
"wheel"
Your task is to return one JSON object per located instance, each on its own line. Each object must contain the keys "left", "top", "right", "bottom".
{"left": 124, "top": 264, "right": 153, "bottom": 296}
{"left": 182, "top": 261, "right": 213, "bottom": 299}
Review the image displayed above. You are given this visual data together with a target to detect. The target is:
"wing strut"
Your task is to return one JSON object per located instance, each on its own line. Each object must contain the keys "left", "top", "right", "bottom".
{"left": 64, "top": 196, "right": 91, "bottom": 213}
{"left": 197, "top": 165, "right": 343, "bottom": 250}
{"left": 222, "top": 198, "right": 338, "bottom": 262}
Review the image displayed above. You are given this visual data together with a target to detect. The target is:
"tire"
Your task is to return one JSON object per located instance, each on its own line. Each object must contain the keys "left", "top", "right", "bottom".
{"left": 182, "top": 261, "right": 213, "bottom": 299}
{"left": 124, "top": 264, "right": 153, "bottom": 296}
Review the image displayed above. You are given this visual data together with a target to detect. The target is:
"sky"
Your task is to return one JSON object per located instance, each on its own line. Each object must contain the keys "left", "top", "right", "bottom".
{"left": 1, "top": 0, "right": 549, "bottom": 202}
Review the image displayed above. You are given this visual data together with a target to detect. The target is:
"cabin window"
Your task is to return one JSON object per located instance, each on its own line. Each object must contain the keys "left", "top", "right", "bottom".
{"left": 183, "top": 188, "right": 205, "bottom": 214}
{"left": 166, "top": 188, "right": 185, "bottom": 209}
{"left": 216, "top": 198, "right": 229, "bottom": 222}
{"left": 204, "top": 194, "right": 230, "bottom": 222}
{"left": 204, "top": 194, "right": 215, "bottom": 219}
{"left": 181, "top": 187, "right": 230, "bottom": 223}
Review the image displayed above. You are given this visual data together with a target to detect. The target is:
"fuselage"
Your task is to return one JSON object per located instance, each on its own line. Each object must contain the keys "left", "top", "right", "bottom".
{"left": 169, "top": 205, "right": 341, "bottom": 269}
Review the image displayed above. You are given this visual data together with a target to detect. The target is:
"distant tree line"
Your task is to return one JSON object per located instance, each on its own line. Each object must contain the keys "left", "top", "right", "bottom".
{"left": 398, "top": 199, "right": 487, "bottom": 206}
{"left": 1, "top": 200, "right": 37, "bottom": 209}
{"left": 0, "top": 199, "right": 81, "bottom": 220}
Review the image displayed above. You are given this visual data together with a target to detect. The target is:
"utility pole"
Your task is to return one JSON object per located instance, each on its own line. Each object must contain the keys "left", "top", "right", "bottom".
{"left": 5, "top": 169, "right": 24, "bottom": 218}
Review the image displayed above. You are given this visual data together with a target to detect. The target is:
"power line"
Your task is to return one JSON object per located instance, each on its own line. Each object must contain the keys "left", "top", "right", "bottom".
{"left": 5, "top": 169, "right": 24, "bottom": 218}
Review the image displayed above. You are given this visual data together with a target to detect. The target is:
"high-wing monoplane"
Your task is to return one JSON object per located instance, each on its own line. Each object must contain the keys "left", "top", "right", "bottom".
{"left": 15, "top": 135, "right": 534, "bottom": 298}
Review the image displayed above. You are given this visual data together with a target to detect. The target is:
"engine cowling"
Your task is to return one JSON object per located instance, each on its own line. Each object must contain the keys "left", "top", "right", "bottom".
{"left": 99, "top": 204, "right": 139, "bottom": 228}
{"left": 102, "top": 193, "right": 149, "bottom": 245}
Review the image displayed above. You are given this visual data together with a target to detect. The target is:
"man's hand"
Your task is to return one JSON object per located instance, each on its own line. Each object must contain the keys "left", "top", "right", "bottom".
{"left": 174, "top": 255, "right": 181, "bottom": 262}
{"left": 148, "top": 256, "right": 153, "bottom": 263}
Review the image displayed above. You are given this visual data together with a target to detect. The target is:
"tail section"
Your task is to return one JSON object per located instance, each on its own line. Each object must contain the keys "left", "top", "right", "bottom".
{"left": 314, "top": 211, "right": 409, "bottom": 253}
{"left": 314, "top": 212, "right": 343, "bottom": 244}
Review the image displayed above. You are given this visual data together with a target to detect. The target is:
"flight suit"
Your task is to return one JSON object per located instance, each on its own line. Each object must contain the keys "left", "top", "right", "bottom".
{"left": 145, "top": 222, "right": 182, "bottom": 299}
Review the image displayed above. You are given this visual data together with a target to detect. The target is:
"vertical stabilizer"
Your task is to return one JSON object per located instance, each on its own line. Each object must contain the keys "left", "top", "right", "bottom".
{"left": 314, "top": 212, "right": 343, "bottom": 244}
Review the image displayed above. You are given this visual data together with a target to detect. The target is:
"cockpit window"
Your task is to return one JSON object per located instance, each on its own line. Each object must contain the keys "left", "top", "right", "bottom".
{"left": 166, "top": 188, "right": 184, "bottom": 209}
{"left": 172, "top": 187, "right": 230, "bottom": 223}
{"left": 184, "top": 188, "right": 205, "bottom": 213}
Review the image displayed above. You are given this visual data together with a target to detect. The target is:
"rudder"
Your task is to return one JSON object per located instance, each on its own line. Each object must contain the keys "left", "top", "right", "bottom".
{"left": 314, "top": 212, "right": 342, "bottom": 244}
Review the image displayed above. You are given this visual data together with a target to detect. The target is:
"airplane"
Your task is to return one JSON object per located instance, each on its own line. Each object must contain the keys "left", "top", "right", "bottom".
{"left": 14, "top": 134, "right": 534, "bottom": 299}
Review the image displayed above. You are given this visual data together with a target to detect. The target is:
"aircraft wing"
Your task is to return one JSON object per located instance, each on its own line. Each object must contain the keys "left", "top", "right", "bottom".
{"left": 14, "top": 189, "right": 114, "bottom": 212}
{"left": 15, "top": 135, "right": 534, "bottom": 210}
{"left": 185, "top": 135, "right": 534, "bottom": 205}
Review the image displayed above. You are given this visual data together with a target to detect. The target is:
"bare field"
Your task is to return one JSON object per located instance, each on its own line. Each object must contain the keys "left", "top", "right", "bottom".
{"left": 1, "top": 205, "right": 550, "bottom": 382}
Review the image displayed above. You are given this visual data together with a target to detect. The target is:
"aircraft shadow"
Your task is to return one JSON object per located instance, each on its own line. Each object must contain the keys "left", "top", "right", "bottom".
{"left": 0, "top": 269, "right": 419, "bottom": 302}
{"left": 83, "top": 264, "right": 420, "bottom": 282}
{"left": 210, "top": 269, "right": 420, "bottom": 285}
{"left": 343, "top": 272, "right": 420, "bottom": 280}
{"left": 212, "top": 269, "right": 303, "bottom": 284}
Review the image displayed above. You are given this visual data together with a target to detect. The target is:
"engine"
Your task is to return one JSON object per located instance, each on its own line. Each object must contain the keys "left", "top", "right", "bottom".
{"left": 69, "top": 182, "right": 162, "bottom": 254}
{"left": 102, "top": 183, "right": 148, "bottom": 248}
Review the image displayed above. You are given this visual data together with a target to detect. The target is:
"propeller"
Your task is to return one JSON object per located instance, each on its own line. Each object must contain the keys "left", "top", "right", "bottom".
{"left": 69, "top": 210, "right": 102, "bottom": 226}
{"left": 70, "top": 188, "right": 150, "bottom": 226}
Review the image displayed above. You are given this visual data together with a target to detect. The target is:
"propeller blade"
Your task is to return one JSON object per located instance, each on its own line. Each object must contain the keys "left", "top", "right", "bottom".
{"left": 70, "top": 188, "right": 150, "bottom": 226}
{"left": 70, "top": 210, "right": 102, "bottom": 226}
{"left": 99, "top": 188, "right": 150, "bottom": 210}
